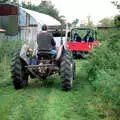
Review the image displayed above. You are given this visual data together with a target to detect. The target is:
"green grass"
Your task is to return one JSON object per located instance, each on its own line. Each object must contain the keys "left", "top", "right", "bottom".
{"left": 0, "top": 60, "right": 118, "bottom": 120}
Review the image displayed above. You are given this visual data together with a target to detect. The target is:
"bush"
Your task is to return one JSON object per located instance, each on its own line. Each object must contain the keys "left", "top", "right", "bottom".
{"left": 114, "top": 15, "right": 120, "bottom": 27}
{"left": 86, "top": 30, "right": 120, "bottom": 106}
{"left": 0, "top": 40, "right": 22, "bottom": 63}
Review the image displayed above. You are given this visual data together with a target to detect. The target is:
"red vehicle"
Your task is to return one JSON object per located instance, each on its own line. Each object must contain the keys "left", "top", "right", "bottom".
{"left": 66, "top": 27, "right": 100, "bottom": 58}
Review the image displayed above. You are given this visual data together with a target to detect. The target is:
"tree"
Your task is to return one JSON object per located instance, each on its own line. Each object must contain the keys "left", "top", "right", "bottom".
{"left": 0, "top": 0, "right": 18, "bottom": 3}
{"left": 112, "top": 0, "right": 120, "bottom": 9}
{"left": 114, "top": 15, "right": 120, "bottom": 27}
{"left": 86, "top": 16, "right": 94, "bottom": 27}
{"left": 22, "top": 0, "right": 65, "bottom": 23}
{"left": 112, "top": 1, "right": 120, "bottom": 27}
{"left": 72, "top": 19, "right": 79, "bottom": 26}
{"left": 0, "top": 0, "right": 10, "bottom": 3}
{"left": 99, "top": 17, "right": 114, "bottom": 27}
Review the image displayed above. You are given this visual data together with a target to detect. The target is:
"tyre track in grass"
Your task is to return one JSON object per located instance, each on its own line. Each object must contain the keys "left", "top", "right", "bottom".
{"left": 9, "top": 80, "right": 54, "bottom": 120}
{"left": 0, "top": 78, "right": 54, "bottom": 120}
{"left": 39, "top": 60, "right": 107, "bottom": 120}
{"left": 0, "top": 60, "right": 114, "bottom": 120}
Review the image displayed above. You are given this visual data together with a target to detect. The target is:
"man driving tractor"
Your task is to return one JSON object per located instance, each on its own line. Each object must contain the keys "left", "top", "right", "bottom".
{"left": 37, "top": 24, "right": 57, "bottom": 55}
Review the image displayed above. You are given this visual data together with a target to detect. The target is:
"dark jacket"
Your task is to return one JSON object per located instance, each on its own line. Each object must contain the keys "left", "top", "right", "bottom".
{"left": 37, "top": 32, "right": 56, "bottom": 51}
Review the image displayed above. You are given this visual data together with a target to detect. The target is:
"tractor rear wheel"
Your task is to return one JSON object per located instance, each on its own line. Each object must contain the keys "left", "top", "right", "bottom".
{"left": 11, "top": 50, "right": 28, "bottom": 90}
{"left": 60, "top": 54, "right": 73, "bottom": 91}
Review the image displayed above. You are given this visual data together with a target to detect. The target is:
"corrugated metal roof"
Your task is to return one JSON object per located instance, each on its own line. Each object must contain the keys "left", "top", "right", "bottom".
{"left": 21, "top": 8, "right": 61, "bottom": 26}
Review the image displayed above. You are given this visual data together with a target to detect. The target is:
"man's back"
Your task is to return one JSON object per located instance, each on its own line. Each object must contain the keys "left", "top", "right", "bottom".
{"left": 37, "top": 32, "right": 56, "bottom": 51}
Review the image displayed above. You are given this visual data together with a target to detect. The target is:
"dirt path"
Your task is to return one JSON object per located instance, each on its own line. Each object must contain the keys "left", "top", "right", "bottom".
{"left": 0, "top": 61, "right": 111, "bottom": 120}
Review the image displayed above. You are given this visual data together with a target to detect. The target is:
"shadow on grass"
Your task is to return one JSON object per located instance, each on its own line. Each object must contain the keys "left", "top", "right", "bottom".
{"left": 26, "top": 74, "right": 59, "bottom": 90}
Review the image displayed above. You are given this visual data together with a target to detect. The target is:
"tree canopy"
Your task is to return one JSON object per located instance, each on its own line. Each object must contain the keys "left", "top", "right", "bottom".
{"left": 0, "top": 0, "right": 17, "bottom": 3}
{"left": 72, "top": 19, "right": 79, "bottom": 26}
{"left": 99, "top": 17, "right": 114, "bottom": 27}
{"left": 112, "top": 0, "right": 120, "bottom": 27}
{"left": 22, "top": 0, "right": 65, "bottom": 24}
{"left": 112, "top": 0, "right": 120, "bottom": 9}
{"left": 0, "top": 0, "right": 10, "bottom": 3}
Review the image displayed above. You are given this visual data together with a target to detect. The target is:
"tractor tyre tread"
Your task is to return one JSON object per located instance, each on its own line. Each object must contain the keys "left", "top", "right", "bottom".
{"left": 60, "top": 54, "right": 73, "bottom": 91}
{"left": 11, "top": 50, "right": 28, "bottom": 90}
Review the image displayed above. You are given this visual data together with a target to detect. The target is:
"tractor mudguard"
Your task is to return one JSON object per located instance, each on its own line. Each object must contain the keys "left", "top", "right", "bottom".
{"left": 56, "top": 45, "right": 64, "bottom": 61}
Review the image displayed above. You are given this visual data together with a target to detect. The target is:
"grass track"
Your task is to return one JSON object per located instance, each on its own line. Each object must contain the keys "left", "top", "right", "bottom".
{"left": 0, "top": 60, "right": 118, "bottom": 120}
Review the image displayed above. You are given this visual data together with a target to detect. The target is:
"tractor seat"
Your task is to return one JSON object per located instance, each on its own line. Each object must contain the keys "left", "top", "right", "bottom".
{"left": 37, "top": 50, "right": 57, "bottom": 60}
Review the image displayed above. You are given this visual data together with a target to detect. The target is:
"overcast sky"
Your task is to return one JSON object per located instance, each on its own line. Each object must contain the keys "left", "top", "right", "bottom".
{"left": 21, "top": 0, "right": 119, "bottom": 24}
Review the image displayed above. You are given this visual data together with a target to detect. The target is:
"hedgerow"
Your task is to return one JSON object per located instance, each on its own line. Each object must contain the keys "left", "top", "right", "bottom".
{"left": 85, "top": 29, "right": 120, "bottom": 107}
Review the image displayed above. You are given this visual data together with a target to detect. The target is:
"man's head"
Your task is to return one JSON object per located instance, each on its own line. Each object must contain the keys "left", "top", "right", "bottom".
{"left": 42, "top": 24, "right": 48, "bottom": 31}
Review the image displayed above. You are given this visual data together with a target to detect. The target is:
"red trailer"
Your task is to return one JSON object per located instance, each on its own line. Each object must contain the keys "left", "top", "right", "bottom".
{"left": 66, "top": 27, "right": 100, "bottom": 58}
